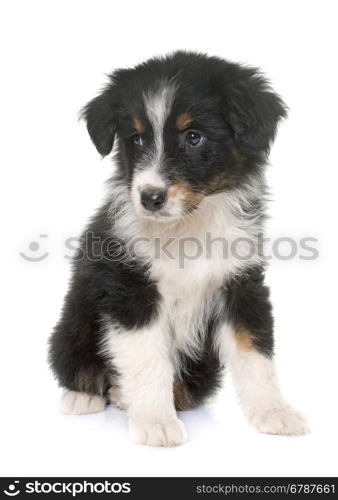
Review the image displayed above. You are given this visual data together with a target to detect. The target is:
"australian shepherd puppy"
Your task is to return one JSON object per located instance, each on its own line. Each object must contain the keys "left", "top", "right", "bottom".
{"left": 49, "top": 51, "right": 309, "bottom": 446}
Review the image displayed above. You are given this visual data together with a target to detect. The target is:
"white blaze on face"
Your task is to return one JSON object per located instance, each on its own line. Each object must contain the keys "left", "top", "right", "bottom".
{"left": 143, "top": 82, "right": 176, "bottom": 171}
{"left": 131, "top": 81, "right": 177, "bottom": 214}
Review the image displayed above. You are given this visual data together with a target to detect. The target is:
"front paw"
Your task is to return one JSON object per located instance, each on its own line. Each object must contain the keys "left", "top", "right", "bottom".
{"left": 129, "top": 417, "right": 187, "bottom": 447}
{"left": 250, "top": 406, "right": 310, "bottom": 436}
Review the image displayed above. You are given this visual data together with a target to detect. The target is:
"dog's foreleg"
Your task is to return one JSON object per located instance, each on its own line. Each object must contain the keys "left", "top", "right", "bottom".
{"left": 217, "top": 322, "right": 309, "bottom": 436}
{"left": 228, "top": 326, "right": 309, "bottom": 435}
{"left": 216, "top": 269, "right": 309, "bottom": 436}
{"left": 107, "top": 320, "right": 187, "bottom": 447}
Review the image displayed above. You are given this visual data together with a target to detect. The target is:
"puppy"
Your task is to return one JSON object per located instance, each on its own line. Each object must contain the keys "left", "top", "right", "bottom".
{"left": 49, "top": 51, "right": 309, "bottom": 446}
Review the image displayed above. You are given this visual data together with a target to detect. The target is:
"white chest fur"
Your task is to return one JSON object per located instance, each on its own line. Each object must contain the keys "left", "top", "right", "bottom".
{"left": 139, "top": 192, "right": 261, "bottom": 354}
{"left": 110, "top": 188, "right": 263, "bottom": 357}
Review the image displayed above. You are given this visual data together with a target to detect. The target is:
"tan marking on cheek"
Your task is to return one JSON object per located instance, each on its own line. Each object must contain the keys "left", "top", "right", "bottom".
{"left": 235, "top": 328, "right": 255, "bottom": 352}
{"left": 176, "top": 112, "right": 193, "bottom": 131}
{"left": 133, "top": 117, "right": 145, "bottom": 134}
{"left": 168, "top": 181, "right": 204, "bottom": 209}
{"left": 173, "top": 381, "right": 196, "bottom": 411}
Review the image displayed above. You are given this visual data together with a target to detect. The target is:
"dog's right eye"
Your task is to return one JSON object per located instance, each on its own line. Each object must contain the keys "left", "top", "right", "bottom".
{"left": 133, "top": 134, "right": 144, "bottom": 147}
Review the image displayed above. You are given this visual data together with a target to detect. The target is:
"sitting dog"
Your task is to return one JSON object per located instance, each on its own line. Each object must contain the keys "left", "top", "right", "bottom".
{"left": 49, "top": 51, "right": 309, "bottom": 446}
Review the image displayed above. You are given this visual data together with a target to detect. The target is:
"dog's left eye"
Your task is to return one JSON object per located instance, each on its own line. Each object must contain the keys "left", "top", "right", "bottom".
{"left": 185, "top": 131, "right": 204, "bottom": 147}
{"left": 133, "top": 134, "right": 144, "bottom": 147}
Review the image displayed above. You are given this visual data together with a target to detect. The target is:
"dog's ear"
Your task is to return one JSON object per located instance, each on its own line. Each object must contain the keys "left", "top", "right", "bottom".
{"left": 81, "top": 85, "right": 118, "bottom": 157}
{"left": 223, "top": 67, "right": 287, "bottom": 153}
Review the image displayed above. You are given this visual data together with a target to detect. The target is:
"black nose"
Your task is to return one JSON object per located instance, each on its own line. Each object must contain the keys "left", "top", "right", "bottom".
{"left": 140, "top": 188, "right": 167, "bottom": 211}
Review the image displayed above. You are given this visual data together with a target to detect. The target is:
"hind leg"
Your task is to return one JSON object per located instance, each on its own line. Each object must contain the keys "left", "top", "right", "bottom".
{"left": 60, "top": 391, "right": 106, "bottom": 415}
{"left": 49, "top": 288, "right": 113, "bottom": 414}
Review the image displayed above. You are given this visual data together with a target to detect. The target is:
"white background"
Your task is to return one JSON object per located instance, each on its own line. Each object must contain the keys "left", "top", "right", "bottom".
{"left": 1, "top": 0, "right": 337, "bottom": 478}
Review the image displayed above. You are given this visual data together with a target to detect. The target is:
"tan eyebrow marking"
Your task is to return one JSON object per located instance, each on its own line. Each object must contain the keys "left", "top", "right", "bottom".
{"left": 133, "top": 117, "right": 145, "bottom": 134}
{"left": 176, "top": 112, "right": 193, "bottom": 131}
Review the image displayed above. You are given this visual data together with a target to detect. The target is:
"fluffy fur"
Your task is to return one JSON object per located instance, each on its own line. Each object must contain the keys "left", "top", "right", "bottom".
{"left": 49, "top": 51, "right": 309, "bottom": 446}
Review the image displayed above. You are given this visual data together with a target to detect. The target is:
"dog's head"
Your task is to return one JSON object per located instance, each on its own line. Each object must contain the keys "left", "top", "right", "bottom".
{"left": 82, "top": 51, "right": 287, "bottom": 222}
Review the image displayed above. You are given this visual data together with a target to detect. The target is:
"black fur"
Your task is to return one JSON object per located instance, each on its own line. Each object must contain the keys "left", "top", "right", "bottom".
{"left": 176, "top": 313, "right": 224, "bottom": 407}
{"left": 224, "top": 266, "right": 274, "bottom": 357}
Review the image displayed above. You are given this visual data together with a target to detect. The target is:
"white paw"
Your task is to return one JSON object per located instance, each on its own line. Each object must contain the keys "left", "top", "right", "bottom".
{"left": 129, "top": 417, "right": 187, "bottom": 447}
{"left": 60, "top": 391, "right": 106, "bottom": 415}
{"left": 250, "top": 406, "right": 310, "bottom": 436}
